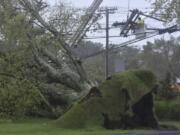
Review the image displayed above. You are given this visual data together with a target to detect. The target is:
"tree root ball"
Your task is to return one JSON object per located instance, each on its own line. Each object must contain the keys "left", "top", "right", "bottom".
{"left": 56, "top": 69, "right": 159, "bottom": 129}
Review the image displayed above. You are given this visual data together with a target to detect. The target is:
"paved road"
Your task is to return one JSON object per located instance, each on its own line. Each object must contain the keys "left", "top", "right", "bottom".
{"left": 103, "top": 131, "right": 180, "bottom": 135}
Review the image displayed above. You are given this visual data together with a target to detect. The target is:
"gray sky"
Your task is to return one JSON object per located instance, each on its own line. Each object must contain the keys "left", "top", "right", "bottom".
{"left": 45, "top": 0, "right": 179, "bottom": 47}
{"left": 48, "top": 0, "right": 151, "bottom": 8}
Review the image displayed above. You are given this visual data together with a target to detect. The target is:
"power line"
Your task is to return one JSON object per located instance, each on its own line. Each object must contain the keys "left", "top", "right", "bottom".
{"left": 83, "top": 31, "right": 156, "bottom": 39}
{"left": 81, "top": 32, "right": 160, "bottom": 59}
{"left": 68, "top": 6, "right": 168, "bottom": 12}
{"left": 60, "top": 26, "right": 121, "bottom": 36}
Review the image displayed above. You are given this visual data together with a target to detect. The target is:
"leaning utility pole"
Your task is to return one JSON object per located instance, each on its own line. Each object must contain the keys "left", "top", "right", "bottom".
{"left": 99, "top": 7, "right": 117, "bottom": 79}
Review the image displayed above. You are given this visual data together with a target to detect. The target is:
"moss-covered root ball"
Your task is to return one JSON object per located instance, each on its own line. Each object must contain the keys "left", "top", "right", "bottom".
{"left": 56, "top": 69, "right": 159, "bottom": 129}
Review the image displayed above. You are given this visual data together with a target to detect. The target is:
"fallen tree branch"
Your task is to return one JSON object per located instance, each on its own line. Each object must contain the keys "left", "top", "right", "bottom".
{"left": 40, "top": 83, "right": 80, "bottom": 104}
{"left": 34, "top": 53, "right": 83, "bottom": 91}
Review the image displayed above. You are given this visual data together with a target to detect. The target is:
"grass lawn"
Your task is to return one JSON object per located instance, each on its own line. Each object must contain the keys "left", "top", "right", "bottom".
{"left": 0, "top": 119, "right": 179, "bottom": 135}
{"left": 0, "top": 118, "right": 146, "bottom": 135}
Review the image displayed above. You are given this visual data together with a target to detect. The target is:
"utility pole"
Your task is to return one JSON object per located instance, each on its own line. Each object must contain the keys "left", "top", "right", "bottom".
{"left": 99, "top": 7, "right": 117, "bottom": 79}
{"left": 105, "top": 9, "right": 109, "bottom": 79}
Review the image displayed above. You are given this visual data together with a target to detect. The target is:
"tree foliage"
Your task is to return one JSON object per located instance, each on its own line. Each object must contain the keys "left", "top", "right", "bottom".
{"left": 0, "top": 0, "right": 103, "bottom": 118}
{"left": 0, "top": 47, "right": 43, "bottom": 118}
{"left": 150, "top": 0, "right": 180, "bottom": 22}
{"left": 115, "top": 37, "right": 180, "bottom": 80}
{"left": 158, "top": 72, "right": 177, "bottom": 100}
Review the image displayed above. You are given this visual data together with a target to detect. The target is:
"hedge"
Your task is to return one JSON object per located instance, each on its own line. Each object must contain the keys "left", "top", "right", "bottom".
{"left": 155, "top": 100, "right": 180, "bottom": 121}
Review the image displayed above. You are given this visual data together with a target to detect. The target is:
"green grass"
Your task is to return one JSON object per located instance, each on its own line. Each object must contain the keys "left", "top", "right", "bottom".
{"left": 0, "top": 119, "right": 180, "bottom": 135}
{"left": 0, "top": 118, "right": 147, "bottom": 135}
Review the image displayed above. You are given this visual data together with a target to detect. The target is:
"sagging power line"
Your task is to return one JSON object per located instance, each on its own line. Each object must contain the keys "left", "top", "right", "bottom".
{"left": 57, "top": 1, "right": 180, "bottom": 78}
{"left": 77, "top": 9, "right": 180, "bottom": 60}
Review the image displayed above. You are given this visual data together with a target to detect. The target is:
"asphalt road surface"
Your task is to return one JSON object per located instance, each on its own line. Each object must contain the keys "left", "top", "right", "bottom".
{"left": 103, "top": 131, "right": 180, "bottom": 135}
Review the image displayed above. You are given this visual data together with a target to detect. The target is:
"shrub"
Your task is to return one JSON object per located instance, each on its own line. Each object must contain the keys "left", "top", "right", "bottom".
{"left": 0, "top": 49, "right": 43, "bottom": 119}
{"left": 0, "top": 77, "right": 42, "bottom": 119}
{"left": 155, "top": 100, "right": 180, "bottom": 121}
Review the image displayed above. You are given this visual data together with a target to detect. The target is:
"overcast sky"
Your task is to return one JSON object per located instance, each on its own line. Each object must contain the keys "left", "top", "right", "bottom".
{"left": 47, "top": 0, "right": 150, "bottom": 8}
{"left": 45, "top": 0, "right": 179, "bottom": 47}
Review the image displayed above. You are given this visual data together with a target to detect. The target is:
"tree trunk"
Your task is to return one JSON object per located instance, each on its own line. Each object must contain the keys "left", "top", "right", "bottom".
{"left": 16, "top": 0, "right": 102, "bottom": 116}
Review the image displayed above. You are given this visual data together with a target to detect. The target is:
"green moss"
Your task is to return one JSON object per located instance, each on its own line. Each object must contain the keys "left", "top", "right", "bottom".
{"left": 56, "top": 69, "right": 157, "bottom": 128}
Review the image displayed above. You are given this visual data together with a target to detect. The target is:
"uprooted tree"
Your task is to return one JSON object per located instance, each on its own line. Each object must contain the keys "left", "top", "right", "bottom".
{"left": 0, "top": 0, "right": 103, "bottom": 117}
{"left": 0, "top": 0, "right": 177, "bottom": 129}
{"left": 17, "top": 0, "right": 102, "bottom": 95}
{"left": 18, "top": 0, "right": 104, "bottom": 114}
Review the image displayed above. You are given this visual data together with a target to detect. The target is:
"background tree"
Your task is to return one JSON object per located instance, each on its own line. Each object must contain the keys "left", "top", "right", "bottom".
{"left": 158, "top": 72, "right": 177, "bottom": 100}
{"left": 150, "top": 0, "right": 180, "bottom": 22}
{"left": 116, "top": 46, "right": 140, "bottom": 70}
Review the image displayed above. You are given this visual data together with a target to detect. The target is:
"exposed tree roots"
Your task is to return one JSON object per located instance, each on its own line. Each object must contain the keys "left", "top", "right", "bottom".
{"left": 102, "top": 91, "right": 159, "bottom": 129}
